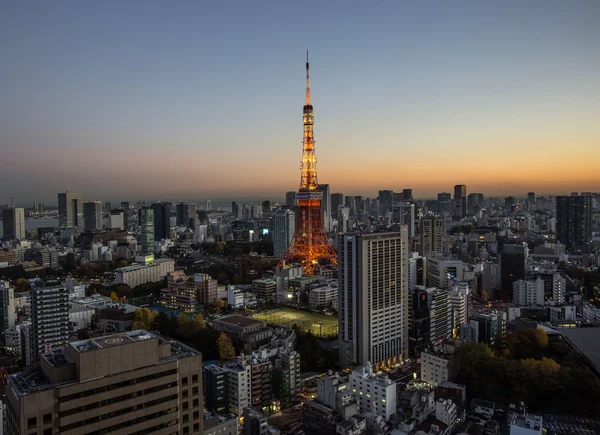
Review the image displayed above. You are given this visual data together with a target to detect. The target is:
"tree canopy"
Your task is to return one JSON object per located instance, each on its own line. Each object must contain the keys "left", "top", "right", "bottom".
{"left": 217, "top": 332, "right": 236, "bottom": 361}
{"left": 451, "top": 332, "right": 600, "bottom": 415}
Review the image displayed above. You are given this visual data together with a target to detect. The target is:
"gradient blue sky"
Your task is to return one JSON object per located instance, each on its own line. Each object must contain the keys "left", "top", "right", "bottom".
{"left": 1, "top": 0, "right": 599, "bottom": 205}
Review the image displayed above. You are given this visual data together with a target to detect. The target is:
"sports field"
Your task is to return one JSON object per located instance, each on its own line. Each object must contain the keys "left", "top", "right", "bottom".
{"left": 254, "top": 308, "right": 338, "bottom": 337}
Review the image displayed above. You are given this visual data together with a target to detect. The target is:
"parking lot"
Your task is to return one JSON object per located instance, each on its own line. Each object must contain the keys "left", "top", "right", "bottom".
{"left": 543, "top": 414, "right": 600, "bottom": 435}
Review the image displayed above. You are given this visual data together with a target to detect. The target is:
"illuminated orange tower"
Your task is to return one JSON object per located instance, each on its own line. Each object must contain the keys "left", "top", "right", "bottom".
{"left": 283, "top": 52, "right": 337, "bottom": 275}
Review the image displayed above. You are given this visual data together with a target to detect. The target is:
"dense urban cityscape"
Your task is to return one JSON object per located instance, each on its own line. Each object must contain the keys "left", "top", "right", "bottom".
{"left": 2, "top": 2, "right": 600, "bottom": 435}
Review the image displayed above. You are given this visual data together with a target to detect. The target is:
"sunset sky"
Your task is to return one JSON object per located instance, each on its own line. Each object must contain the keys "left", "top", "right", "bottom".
{"left": 1, "top": 1, "right": 599, "bottom": 204}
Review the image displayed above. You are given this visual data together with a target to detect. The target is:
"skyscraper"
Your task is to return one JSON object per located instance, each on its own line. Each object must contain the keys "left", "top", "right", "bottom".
{"left": 30, "top": 285, "right": 69, "bottom": 363}
{"left": 282, "top": 52, "right": 337, "bottom": 275}
{"left": 176, "top": 202, "right": 197, "bottom": 228}
{"left": 318, "top": 184, "right": 331, "bottom": 232}
{"left": 262, "top": 200, "right": 272, "bottom": 216}
{"left": 83, "top": 201, "right": 102, "bottom": 231}
{"left": 138, "top": 207, "right": 155, "bottom": 255}
{"left": 232, "top": 201, "right": 240, "bottom": 219}
{"left": 57, "top": 191, "right": 83, "bottom": 227}
{"left": 151, "top": 202, "right": 171, "bottom": 241}
{"left": 437, "top": 192, "right": 451, "bottom": 202}
{"left": 420, "top": 217, "right": 444, "bottom": 258}
{"left": 378, "top": 190, "right": 394, "bottom": 215}
{"left": 273, "top": 208, "right": 295, "bottom": 258}
{"left": 285, "top": 191, "right": 297, "bottom": 209}
{"left": 392, "top": 201, "right": 415, "bottom": 236}
{"left": 338, "top": 229, "right": 409, "bottom": 370}
{"left": 331, "top": 193, "right": 344, "bottom": 219}
{"left": 556, "top": 194, "right": 592, "bottom": 250}
{"left": 0, "top": 282, "right": 16, "bottom": 347}
{"left": 401, "top": 188, "right": 413, "bottom": 202}
{"left": 527, "top": 192, "right": 536, "bottom": 208}
{"left": 500, "top": 244, "right": 526, "bottom": 297}
{"left": 2, "top": 207, "right": 25, "bottom": 240}
{"left": 454, "top": 185, "right": 466, "bottom": 218}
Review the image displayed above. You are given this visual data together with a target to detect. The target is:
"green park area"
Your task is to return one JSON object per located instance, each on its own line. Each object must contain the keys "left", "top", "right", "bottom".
{"left": 254, "top": 308, "right": 338, "bottom": 337}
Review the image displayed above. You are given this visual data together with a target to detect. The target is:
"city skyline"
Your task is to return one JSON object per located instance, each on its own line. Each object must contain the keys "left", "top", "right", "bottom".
{"left": 1, "top": 1, "right": 599, "bottom": 202}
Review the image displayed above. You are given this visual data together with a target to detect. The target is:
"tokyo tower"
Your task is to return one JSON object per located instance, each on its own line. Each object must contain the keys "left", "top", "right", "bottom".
{"left": 282, "top": 52, "right": 337, "bottom": 275}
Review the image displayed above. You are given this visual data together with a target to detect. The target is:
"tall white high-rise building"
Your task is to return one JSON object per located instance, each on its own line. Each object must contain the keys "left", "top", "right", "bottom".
{"left": 513, "top": 278, "right": 544, "bottom": 306}
{"left": 2, "top": 207, "right": 25, "bottom": 240}
{"left": 420, "top": 217, "right": 444, "bottom": 258}
{"left": 272, "top": 208, "right": 295, "bottom": 258}
{"left": 338, "top": 229, "right": 409, "bottom": 370}
{"left": 318, "top": 184, "right": 331, "bottom": 232}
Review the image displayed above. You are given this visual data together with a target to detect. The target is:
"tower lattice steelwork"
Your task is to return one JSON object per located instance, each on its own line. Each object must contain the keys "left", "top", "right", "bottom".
{"left": 282, "top": 52, "right": 337, "bottom": 275}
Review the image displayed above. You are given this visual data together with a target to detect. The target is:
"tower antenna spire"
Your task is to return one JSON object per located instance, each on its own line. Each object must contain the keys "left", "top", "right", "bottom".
{"left": 305, "top": 50, "right": 310, "bottom": 105}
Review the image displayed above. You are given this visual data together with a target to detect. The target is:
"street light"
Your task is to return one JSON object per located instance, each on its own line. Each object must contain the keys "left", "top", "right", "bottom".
{"left": 319, "top": 321, "right": 323, "bottom": 337}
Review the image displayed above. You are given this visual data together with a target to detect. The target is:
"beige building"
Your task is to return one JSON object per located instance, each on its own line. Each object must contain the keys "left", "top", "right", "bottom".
{"left": 114, "top": 258, "right": 175, "bottom": 288}
{"left": 420, "top": 217, "right": 444, "bottom": 258}
{"left": 6, "top": 330, "right": 203, "bottom": 435}
{"left": 420, "top": 349, "right": 451, "bottom": 386}
{"left": 338, "top": 230, "right": 409, "bottom": 370}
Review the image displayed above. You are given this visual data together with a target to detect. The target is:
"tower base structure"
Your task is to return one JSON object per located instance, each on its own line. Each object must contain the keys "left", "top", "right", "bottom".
{"left": 282, "top": 191, "right": 337, "bottom": 275}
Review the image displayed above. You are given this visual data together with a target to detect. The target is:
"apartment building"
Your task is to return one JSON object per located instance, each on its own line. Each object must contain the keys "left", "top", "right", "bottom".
{"left": 349, "top": 363, "right": 397, "bottom": 421}
{"left": 223, "top": 358, "right": 251, "bottom": 416}
{"left": 114, "top": 258, "right": 175, "bottom": 288}
{"left": 420, "top": 349, "right": 451, "bottom": 387}
{"left": 5, "top": 330, "right": 203, "bottom": 435}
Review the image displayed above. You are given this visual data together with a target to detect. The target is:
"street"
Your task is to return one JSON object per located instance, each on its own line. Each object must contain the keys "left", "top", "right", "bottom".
{"left": 268, "top": 409, "right": 303, "bottom": 429}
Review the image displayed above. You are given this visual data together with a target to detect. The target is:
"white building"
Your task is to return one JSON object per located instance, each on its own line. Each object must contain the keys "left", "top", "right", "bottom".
{"left": 109, "top": 209, "right": 124, "bottom": 230}
{"left": 583, "top": 303, "right": 600, "bottom": 325}
{"left": 349, "top": 363, "right": 397, "bottom": 421}
{"left": 435, "top": 399, "right": 457, "bottom": 433}
{"left": 227, "top": 285, "right": 245, "bottom": 309}
{"left": 272, "top": 208, "right": 295, "bottom": 258}
{"left": 449, "top": 282, "right": 470, "bottom": 337}
{"left": 309, "top": 284, "right": 338, "bottom": 309}
{"left": 114, "top": 258, "right": 175, "bottom": 288}
{"left": 5, "top": 326, "right": 21, "bottom": 356}
{"left": 509, "top": 413, "right": 543, "bottom": 435}
{"left": 421, "top": 350, "right": 451, "bottom": 387}
{"left": 512, "top": 279, "right": 544, "bottom": 306}
{"left": 552, "top": 273, "right": 566, "bottom": 304}
{"left": 317, "top": 374, "right": 347, "bottom": 409}
{"left": 338, "top": 230, "right": 409, "bottom": 369}
{"left": 223, "top": 358, "right": 251, "bottom": 416}
{"left": 426, "top": 258, "right": 463, "bottom": 290}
